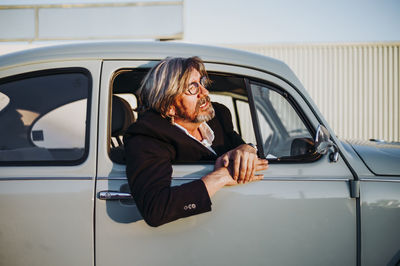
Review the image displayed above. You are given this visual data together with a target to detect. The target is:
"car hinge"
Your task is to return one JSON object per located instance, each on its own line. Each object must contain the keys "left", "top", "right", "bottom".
{"left": 349, "top": 180, "right": 360, "bottom": 198}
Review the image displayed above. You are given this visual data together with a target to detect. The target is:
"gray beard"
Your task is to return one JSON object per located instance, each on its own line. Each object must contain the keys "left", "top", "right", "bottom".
{"left": 175, "top": 96, "right": 215, "bottom": 123}
{"left": 194, "top": 105, "right": 215, "bottom": 123}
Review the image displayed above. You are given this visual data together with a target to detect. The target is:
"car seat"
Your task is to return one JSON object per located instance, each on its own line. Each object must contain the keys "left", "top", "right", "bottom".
{"left": 110, "top": 95, "right": 135, "bottom": 163}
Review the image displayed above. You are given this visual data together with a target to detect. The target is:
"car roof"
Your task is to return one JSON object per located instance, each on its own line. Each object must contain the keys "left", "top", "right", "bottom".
{"left": 0, "top": 41, "right": 303, "bottom": 89}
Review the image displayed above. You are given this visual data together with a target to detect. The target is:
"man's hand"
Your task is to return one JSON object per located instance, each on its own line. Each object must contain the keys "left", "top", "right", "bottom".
{"left": 216, "top": 144, "right": 269, "bottom": 184}
{"left": 202, "top": 159, "right": 265, "bottom": 198}
{"left": 202, "top": 144, "right": 268, "bottom": 197}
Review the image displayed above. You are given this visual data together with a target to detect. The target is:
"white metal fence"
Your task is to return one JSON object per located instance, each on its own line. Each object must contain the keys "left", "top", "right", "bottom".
{"left": 228, "top": 43, "right": 400, "bottom": 142}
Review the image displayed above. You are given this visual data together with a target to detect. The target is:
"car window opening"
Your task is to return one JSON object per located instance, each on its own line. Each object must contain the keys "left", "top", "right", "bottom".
{"left": 109, "top": 69, "right": 318, "bottom": 164}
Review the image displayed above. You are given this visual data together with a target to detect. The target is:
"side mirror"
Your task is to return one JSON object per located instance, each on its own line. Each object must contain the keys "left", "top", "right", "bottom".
{"left": 314, "top": 125, "right": 339, "bottom": 163}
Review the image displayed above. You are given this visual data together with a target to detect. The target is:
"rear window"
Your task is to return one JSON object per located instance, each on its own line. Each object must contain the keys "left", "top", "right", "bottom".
{"left": 0, "top": 68, "right": 91, "bottom": 165}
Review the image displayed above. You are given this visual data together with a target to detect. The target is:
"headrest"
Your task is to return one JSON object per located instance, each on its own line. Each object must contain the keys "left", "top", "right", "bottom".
{"left": 111, "top": 95, "right": 135, "bottom": 136}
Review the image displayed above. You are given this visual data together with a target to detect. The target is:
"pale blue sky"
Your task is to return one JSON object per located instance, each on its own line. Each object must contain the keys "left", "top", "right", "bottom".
{"left": 184, "top": 0, "right": 400, "bottom": 44}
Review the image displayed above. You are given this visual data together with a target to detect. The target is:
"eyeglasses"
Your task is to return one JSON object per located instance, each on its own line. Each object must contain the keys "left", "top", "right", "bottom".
{"left": 186, "top": 76, "right": 208, "bottom": 95}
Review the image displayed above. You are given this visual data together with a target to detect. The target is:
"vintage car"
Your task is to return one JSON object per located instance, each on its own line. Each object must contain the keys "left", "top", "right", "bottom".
{"left": 0, "top": 42, "right": 399, "bottom": 266}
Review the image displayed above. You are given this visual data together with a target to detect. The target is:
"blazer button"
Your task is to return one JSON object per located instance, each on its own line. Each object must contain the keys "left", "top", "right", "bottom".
{"left": 184, "top": 204, "right": 196, "bottom": 211}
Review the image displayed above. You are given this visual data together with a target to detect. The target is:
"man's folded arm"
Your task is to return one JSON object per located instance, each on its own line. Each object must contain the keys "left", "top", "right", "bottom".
{"left": 125, "top": 137, "right": 212, "bottom": 227}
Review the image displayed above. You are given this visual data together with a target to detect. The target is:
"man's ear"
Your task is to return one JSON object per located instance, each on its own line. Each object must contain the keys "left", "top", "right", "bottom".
{"left": 167, "top": 105, "right": 176, "bottom": 117}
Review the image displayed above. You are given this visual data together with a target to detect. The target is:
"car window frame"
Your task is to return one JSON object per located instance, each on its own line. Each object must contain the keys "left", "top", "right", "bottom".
{"left": 246, "top": 78, "right": 320, "bottom": 163}
{"left": 0, "top": 67, "right": 92, "bottom": 166}
{"left": 108, "top": 66, "right": 321, "bottom": 165}
{"left": 96, "top": 60, "right": 359, "bottom": 189}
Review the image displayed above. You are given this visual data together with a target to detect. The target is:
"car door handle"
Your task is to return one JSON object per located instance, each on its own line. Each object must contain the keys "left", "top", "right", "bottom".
{"left": 98, "top": 191, "right": 133, "bottom": 200}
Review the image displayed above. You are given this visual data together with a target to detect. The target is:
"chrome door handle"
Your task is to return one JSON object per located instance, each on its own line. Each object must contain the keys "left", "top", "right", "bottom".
{"left": 98, "top": 191, "right": 133, "bottom": 200}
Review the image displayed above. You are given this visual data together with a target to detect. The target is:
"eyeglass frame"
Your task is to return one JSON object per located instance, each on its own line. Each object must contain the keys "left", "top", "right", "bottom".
{"left": 185, "top": 76, "right": 209, "bottom": 95}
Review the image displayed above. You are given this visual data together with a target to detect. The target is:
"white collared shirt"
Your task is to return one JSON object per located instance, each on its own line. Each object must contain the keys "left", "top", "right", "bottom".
{"left": 174, "top": 122, "right": 216, "bottom": 155}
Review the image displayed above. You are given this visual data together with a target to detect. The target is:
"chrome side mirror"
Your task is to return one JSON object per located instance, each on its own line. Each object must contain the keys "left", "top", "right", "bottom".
{"left": 315, "top": 125, "right": 339, "bottom": 163}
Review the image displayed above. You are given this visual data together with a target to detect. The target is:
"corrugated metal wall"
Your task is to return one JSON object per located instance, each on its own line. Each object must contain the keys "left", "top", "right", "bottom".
{"left": 228, "top": 43, "right": 400, "bottom": 142}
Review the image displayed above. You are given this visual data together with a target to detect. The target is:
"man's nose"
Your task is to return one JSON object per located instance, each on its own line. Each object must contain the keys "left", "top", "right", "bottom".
{"left": 198, "top": 84, "right": 209, "bottom": 96}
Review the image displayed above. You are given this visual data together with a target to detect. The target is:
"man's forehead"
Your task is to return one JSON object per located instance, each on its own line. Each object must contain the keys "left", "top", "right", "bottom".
{"left": 188, "top": 69, "right": 202, "bottom": 81}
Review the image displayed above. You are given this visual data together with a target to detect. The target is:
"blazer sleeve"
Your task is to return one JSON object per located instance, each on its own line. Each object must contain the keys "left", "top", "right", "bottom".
{"left": 125, "top": 135, "right": 212, "bottom": 227}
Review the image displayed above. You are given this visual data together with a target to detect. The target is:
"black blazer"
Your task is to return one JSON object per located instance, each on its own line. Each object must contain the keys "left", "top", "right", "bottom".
{"left": 124, "top": 102, "right": 244, "bottom": 227}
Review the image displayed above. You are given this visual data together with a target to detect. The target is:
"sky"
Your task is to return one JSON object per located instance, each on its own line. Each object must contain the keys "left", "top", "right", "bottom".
{"left": 184, "top": 0, "right": 400, "bottom": 44}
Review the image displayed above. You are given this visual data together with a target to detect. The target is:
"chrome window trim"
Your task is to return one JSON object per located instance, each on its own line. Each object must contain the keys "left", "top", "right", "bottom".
{"left": 359, "top": 177, "right": 400, "bottom": 182}
{"left": 0, "top": 177, "right": 93, "bottom": 181}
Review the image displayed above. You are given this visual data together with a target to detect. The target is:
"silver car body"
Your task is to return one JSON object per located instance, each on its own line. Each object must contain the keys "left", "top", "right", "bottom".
{"left": 0, "top": 42, "right": 399, "bottom": 266}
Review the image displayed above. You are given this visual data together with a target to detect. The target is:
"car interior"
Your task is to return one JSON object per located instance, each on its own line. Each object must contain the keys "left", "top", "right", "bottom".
{"left": 0, "top": 70, "right": 89, "bottom": 164}
{"left": 110, "top": 68, "right": 318, "bottom": 164}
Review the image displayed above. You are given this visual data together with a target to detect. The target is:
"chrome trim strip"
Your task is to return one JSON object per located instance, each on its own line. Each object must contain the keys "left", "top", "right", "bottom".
{"left": 100, "top": 176, "right": 351, "bottom": 182}
{"left": 261, "top": 177, "right": 350, "bottom": 182}
{"left": 359, "top": 178, "right": 400, "bottom": 182}
{"left": 0, "top": 177, "right": 93, "bottom": 181}
{"left": 97, "top": 176, "right": 126, "bottom": 180}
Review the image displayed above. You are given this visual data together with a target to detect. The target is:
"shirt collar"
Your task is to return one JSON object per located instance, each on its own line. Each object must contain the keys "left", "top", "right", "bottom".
{"left": 174, "top": 122, "right": 216, "bottom": 154}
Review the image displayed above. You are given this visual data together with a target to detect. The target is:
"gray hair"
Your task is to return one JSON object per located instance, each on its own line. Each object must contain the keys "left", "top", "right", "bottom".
{"left": 136, "top": 56, "right": 209, "bottom": 116}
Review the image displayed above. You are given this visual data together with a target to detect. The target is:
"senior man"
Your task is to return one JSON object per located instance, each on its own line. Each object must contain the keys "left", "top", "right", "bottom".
{"left": 124, "top": 56, "right": 269, "bottom": 227}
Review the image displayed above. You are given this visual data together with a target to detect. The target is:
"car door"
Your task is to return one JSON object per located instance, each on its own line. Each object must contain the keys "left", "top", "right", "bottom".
{"left": 0, "top": 60, "right": 101, "bottom": 266}
{"left": 95, "top": 61, "right": 357, "bottom": 266}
